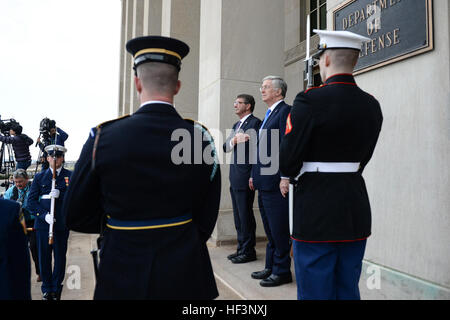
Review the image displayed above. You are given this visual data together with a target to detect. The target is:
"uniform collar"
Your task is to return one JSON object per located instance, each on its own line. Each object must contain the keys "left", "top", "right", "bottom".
{"left": 134, "top": 101, "right": 180, "bottom": 117}
{"left": 324, "top": 73, "right": 356, "bottom": 85}
{"left": 49, "top": 167, "right": 63, "bottom": 176}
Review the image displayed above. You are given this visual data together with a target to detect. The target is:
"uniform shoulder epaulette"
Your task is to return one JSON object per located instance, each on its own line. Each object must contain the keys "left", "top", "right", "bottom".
{"left": 184, "top": 118, "right": 219, "bottom": 181}
{"left": 90, "top": 114, "right": 130, "bottom": 170}
{"left": 90, "top": 114, "right": 130, "bottom": 139}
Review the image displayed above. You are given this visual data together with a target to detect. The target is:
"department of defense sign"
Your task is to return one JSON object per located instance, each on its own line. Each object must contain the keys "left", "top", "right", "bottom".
{"left": 333, "top": 0, "right": 433, "bottom": 74}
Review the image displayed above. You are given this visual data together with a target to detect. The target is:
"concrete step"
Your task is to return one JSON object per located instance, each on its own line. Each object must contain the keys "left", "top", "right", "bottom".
{"left": 208, "top": 241, "right": 297, "bottom": 300}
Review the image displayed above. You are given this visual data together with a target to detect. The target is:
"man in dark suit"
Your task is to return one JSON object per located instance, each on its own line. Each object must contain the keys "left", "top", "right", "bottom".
{"left": 28, "top": 145, "right": 72, "bottom": 300}
{"left": 250, "top": 76, "right": 292, "bottom": 287}
{"left": 0, "top": 198, "right": 31, "bottom": 300}
{"left": 223, "top": 94, "right": 261, "bottom": 264}
{"left": 280, "top": 29, "right": 383, "bottom": 300}
{"left": 63, "top": 36, "right": 221, "bottom": 300}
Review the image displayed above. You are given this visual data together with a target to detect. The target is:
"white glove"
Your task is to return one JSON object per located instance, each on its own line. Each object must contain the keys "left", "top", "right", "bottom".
{"left": 45, "top": 213, "right": 55, "bottom": 225}
{"left": 49, "top": 188, "right": 60, "bottom": 199}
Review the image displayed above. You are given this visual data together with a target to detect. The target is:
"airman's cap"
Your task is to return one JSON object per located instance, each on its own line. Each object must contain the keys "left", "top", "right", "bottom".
{"left": 126, "top": 35, "right": 190, "bottom": 72}
{"left": 45, "top": 144, "right": 67, "bottom": 157}
{"left": 313, "top": 29, "right": 370, "bottom": 57}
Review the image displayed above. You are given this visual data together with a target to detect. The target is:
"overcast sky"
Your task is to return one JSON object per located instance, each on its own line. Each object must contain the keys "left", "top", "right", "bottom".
{"left": 0, "top": 0, "right": 121, "bottom": 161}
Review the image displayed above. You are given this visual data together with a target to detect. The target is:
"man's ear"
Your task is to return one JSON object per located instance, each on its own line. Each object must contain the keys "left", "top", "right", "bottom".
{"left": 325, "top": 53, "right": 331, "bottom": 67}
{"left": 134, "top": 76, "right": 142, "bottom": 94}
{"left": 174, "top": 80, "right": 181, "bottom": 95}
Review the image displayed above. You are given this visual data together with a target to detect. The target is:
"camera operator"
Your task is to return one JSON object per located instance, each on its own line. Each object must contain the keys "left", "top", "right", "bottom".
{"left": 0, "top": 122, "right": 34, "bottom": 170}
{"left": 3, "top": 169, "right": 41, "bottom": 282}
{"left": 36, "top": 119, "right": 68, "bottom": 171}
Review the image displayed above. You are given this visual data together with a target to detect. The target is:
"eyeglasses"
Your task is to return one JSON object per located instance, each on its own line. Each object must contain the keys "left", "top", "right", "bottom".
{"left": 234, "top": 101, "right": 247, "bottom": 105}
{"left": 259, "top": 85, "right": 272, "bottom": 92}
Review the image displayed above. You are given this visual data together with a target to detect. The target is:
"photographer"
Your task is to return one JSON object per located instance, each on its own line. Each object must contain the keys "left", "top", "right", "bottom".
{"left": 0, "top": 122, "right": 33, "bottom": 170}
{"left": 3, "top": 169, "right": 40, "bottom": 282}
{"left": 36, "top": 118, "right": 68, "bottom": 171}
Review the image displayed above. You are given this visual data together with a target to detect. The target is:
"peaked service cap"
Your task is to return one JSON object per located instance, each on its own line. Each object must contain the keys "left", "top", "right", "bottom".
{"left": 313, "top": 29, "right": 370, "bottom": 57}
{"left": 126, "top": 35, "right": 190, "bottom": 71}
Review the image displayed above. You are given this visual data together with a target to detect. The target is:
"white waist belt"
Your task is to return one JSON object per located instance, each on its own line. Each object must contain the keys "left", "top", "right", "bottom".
{"left": 298, "top": 162, "right": 360, "bottom": 177}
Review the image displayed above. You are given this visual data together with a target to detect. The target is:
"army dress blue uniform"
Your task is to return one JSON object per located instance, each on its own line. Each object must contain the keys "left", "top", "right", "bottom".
{"left": 63, "top": 102, "right": 221, "bottom": 300}
{"left": 0, "top": 198, "right": 31, "bottom": 300}
{"left": 63, "top": 35, "right": 221, "bottom": 300}
{"left": 28, "top": 165, "right": 72, "bottom": 298}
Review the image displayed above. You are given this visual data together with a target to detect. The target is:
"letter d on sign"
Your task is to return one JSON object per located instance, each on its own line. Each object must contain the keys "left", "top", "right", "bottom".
{"left": 66, "top": 265, "right": 81, "bottom": 290}
{"left": 366, "top": 264, "right": 381, "bottom": 290}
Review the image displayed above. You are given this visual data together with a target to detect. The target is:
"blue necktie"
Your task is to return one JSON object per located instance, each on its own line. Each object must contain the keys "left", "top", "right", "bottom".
{"left": 259, "top": 109, "right": 272, "bottom": 136}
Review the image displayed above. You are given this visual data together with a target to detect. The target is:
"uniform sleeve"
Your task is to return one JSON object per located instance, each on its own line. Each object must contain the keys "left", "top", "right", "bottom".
{"left": 8, "top": 204, "right": 31, "bottom": 300}
{"left": 278, "top": 105, "right": 292, "bottom": 177}
{"left": 63, "top": 133, "right": 103, "bottom": 233}
{"left": 359, "top": 102, "right": 383, "bottom": 174}
{"left": 193, "top": 129, "right": 221, "bottom": 242}
{"left": 280, "top": 92, "right": 315, "bottom": 177}
{"left": 28, "top": 175, "right": 49, "bottom": 221}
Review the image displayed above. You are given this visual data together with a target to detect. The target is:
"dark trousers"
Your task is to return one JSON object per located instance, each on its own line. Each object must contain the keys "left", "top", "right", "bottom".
{"left": 16, "top": 160, "right": 31, "bottom": 171}
{"left": 293, "top": 239, "right": 367, "bottom": 300}
{"left": 36, "top": 230, "right": 69, "bottom": 295}
{"left": 230, "top": 187, "right": 256, "bottom": 255}
{"left": 25, "top": 220, "right": 39, "bottom": 275}
{"left": 258, "top": 190, "right": 291, "bottom": 275}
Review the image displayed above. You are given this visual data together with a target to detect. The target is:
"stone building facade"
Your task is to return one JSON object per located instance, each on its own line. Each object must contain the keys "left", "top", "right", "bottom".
{"left": 117, "top": 0, "right": 450, "bottom": 299}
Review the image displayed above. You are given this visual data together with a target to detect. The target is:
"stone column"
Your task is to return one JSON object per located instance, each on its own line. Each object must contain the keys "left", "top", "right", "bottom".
{"left": 118, "top": 0, "right": 163, "bottom": 116}
{"left": 199, "top": 0, "right": 285, "bottom": 244}
{"left": 160, "top": 0, "right": 201, "bottom": 120}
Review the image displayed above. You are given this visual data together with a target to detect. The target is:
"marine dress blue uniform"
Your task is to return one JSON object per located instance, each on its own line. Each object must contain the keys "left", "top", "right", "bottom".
{"left": 0, "top": 198, "right": 31, "bottom": 300}
{"left": 28, "top": 164, "right": 72, "bottom": 299}
{"left": 280, "top": 30, "right": 383, "bottom": 300}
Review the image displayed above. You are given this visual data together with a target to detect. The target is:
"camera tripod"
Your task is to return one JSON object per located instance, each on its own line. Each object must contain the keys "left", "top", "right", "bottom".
{"left": 0, "top": 140, "right": 16, "bottom": 190}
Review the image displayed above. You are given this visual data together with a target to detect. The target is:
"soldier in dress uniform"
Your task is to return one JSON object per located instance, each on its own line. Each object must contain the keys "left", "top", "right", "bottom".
{"left": 0, "top": 198, "right": 31, "bottom": 300}
{"left": 280, "top": 30, "right": 383, "bottom": 300}
{"left": 28, "top": 145, "right": 72, "bottom": 300}
{"left": 62, "top": 36, "right": 221, "bottom": 300}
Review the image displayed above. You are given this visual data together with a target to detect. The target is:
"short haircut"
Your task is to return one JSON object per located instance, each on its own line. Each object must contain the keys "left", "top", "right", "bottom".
{"left": 326, "top": 49, "right": 360, "bottom": 69}
{"left": 262, "top": 75, "right": 287, "bottom": 98}
{"left": 13, "top": 169, "right": 28, "bottom": 180}
{"left": 136, "top": 62, "right": 179, "bottom": 96}
{"left": 237, "top": 94, "right": 255, "bottom": 112}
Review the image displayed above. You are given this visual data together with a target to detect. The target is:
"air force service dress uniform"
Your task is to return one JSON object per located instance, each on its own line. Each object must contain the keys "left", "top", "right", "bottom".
{"left": 27, "top": 145, "right": 72, "bottom": 299}
{"left": 63, "top": 36, "right": 221, "bottom": 300}
{"left": 0, "top": 199, "right": 31, "bottom": 300}
{"left": 280, "top": 30, "right": 383, "bottom": 300}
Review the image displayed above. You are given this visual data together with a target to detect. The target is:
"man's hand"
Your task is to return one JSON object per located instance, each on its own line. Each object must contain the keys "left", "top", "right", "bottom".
{"left": 232, "top": 133, "right": 250, "bottom": 146}
{"left": 49, "top": 188, "right": 60, "bottom": 199}
{"left": 45, "top": 213, "right": 55, "bottom": 225}
{"left": 280, "top": 178, "right": 289, "bottom": 198}
{"left": 249, "top": 177, "right": 254, "bottom": 191}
